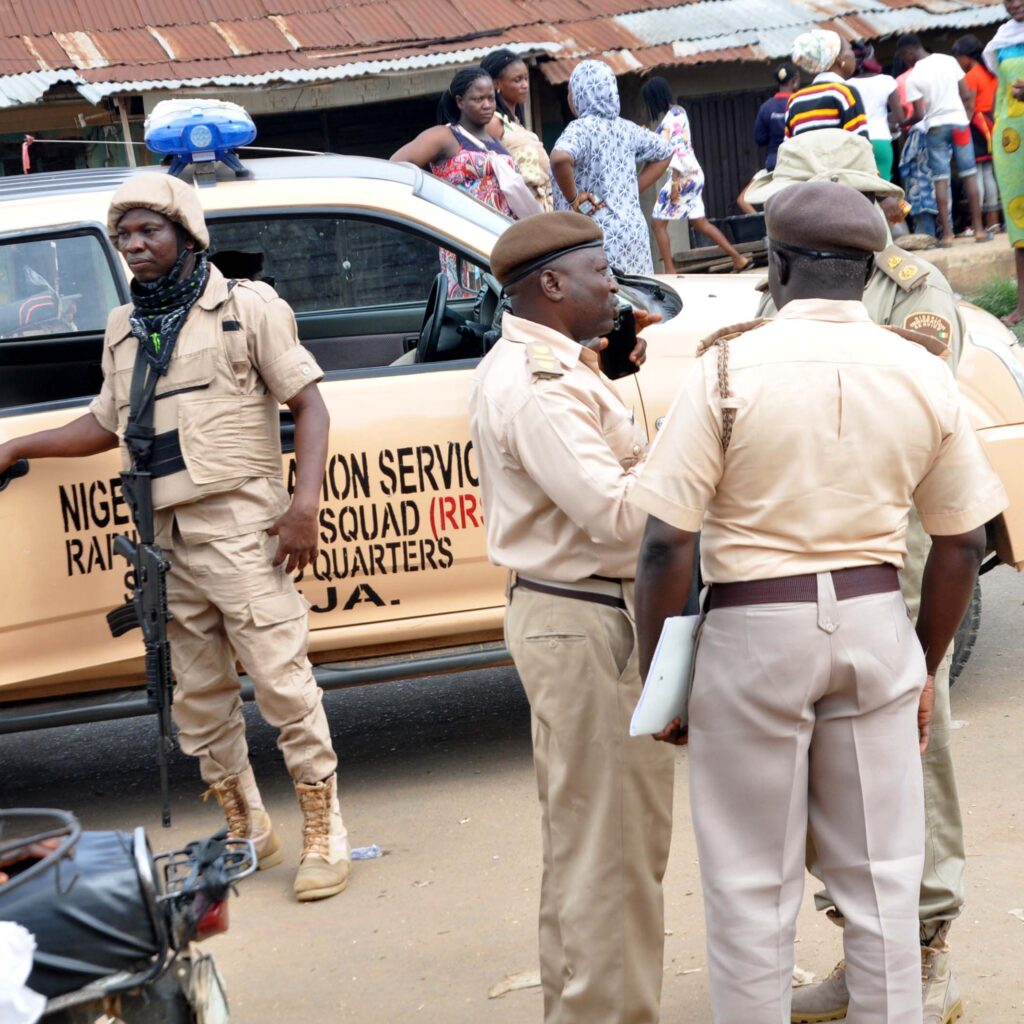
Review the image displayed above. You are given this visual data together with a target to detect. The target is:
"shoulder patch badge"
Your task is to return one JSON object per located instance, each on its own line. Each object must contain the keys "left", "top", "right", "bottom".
{"left": 887, "top": 254, "right": 903, "bottom": 270}
{"left": 898, "top": 264, "right": 918, "bottom": 283}
{"left": 903, "top": 311, "right": 952, "bottom": 345}
{"left": 526, "top": 342, "right": 564, "bottom": 378}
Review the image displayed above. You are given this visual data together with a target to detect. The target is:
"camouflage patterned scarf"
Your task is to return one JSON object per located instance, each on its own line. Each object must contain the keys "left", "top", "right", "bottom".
{"left": 128, "top": 249, "right": 209, "bottom": 374}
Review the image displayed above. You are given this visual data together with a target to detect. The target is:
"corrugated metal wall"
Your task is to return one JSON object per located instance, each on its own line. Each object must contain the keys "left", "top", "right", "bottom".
{"left": 684, "top": 88, "right": 772, "bottom": 219}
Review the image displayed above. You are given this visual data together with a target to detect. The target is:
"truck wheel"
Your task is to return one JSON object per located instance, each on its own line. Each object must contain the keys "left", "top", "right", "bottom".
{"left": 950, "top": 582, "right": 982, "bottom": 686}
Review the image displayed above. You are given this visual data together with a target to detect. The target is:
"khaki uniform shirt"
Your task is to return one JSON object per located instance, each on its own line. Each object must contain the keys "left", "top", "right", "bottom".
{"left": 469, "top": 313, "right": 648, "bottom": 582}
{"left": 758, "top": 245, "right": 965, "bottom": 366}
{"left": 630, "top": 299, "right": 1007, "bottom": 583}
{"left": 90, "top": 265, "right": 322, "bottom": 544}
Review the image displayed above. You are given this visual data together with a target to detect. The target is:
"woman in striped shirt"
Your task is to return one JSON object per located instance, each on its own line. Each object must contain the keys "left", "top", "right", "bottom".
{"left": 785, "top": 30, "right": 870, "bottom": 139}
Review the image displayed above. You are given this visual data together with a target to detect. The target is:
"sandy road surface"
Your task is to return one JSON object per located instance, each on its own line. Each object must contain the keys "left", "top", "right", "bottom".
{"left": 2, "top": 569, "right": 1022, "bottom": 1022}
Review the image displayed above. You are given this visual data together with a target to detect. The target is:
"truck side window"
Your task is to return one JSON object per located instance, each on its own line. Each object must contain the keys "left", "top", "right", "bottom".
{"left": 0, "top": 233, "right": 120, "bottom": 341}
{"left": 207, "top": 215, "right": 483, "bottom": 313}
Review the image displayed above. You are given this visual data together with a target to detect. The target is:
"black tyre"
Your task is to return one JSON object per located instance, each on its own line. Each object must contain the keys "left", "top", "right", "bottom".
{"left": 950, "top": 581, "right": 982, "bottom": 685}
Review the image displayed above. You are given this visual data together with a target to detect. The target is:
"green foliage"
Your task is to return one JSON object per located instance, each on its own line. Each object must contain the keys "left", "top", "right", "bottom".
{"left": 969, "top": 278, "right": 1024, "bottom": 341}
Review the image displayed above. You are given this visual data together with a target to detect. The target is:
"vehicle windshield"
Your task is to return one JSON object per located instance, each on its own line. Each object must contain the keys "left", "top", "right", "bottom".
{"left": 0, "top": 232, "right": 120, "bottom": 340}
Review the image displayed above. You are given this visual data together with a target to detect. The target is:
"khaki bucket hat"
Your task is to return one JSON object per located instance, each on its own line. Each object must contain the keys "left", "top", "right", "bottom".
{"left": 107, "top": 172, "right": 210, "bottom": 250}
{"left": 746, "top": 129, "right": 904, "bottom": 206}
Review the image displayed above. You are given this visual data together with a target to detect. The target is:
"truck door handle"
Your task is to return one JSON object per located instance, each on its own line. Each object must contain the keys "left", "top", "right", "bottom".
{"left": 0, "top": 458, "right": 29, "bottom": 492}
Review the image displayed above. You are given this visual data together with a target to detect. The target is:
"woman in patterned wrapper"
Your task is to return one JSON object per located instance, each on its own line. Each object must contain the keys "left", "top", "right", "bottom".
{"left": 983, "top": 0, "right": 1024, "bottom": 325}
{"left": 549, "top": 60, "right": 671, "bottom": 275}
{"left": 482, "top": 48, "right": 554, "bottom": 211}
{"left": 643, "top": 77, "right": 753, "bottom": 274}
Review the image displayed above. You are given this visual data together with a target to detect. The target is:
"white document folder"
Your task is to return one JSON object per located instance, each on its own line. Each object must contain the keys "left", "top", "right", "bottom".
{"left": 629, "top": 614, "right": 701, "bottom": 737}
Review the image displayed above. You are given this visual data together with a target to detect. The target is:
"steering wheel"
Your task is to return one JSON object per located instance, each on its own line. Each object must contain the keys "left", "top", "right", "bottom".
{"left": 416, "top": 273, "right": 448, "bottom": 364}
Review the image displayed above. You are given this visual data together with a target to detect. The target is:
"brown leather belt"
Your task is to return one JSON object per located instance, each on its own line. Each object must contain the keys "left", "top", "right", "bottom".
{"left": 512, "top": 574, "right": 627, "bottom": 610}
{"left": 707, "top": 565, "right": 898, "bottom": 610}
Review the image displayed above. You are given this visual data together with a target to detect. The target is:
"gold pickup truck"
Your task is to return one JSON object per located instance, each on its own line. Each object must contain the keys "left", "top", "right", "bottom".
{"left": 1, "top": 154, "right": 1022, "bottom": 733}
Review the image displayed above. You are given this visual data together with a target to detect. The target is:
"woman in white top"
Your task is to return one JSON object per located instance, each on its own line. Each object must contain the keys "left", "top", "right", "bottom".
{"left": 851, "top": 41, "right": 902, "bottom": 180}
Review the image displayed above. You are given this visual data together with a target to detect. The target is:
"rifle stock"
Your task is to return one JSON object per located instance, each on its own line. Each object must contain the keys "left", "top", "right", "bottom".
{"left": 107, "top": 495, "right": 175, "bottom": 827}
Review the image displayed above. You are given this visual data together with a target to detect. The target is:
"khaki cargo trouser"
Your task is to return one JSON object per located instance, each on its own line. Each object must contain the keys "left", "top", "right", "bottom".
{"left": 163, "top": 523, "right": 337, "bottom": 786}
{"left": 808, "top": 511, "right": 965, "bottom": 933}
{"left": 505, "top": 580, "right": 675, "bottom": 1024}
{"left": 690, "top": 577, "right": 925, "bottom": 1024}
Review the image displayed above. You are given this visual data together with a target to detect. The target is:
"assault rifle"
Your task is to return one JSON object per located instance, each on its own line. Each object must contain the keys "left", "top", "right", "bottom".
{"left": 106, "top": 465, "right": 175, "bottom": 827}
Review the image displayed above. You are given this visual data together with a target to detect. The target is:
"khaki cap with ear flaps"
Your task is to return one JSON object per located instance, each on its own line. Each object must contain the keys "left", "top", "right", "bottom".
{"left": 746, "top": 130, "right": 904, "bottom": 206}
{"left": 107, "top": 172, "right": 210, "bottom": 250}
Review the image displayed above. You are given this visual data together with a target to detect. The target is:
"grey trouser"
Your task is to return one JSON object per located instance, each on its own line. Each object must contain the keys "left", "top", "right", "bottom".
{"left": 505, "top": 580, "right": 675, "bottom": 1024}
{"left": 690, "top": 574, "right": 925, "bottom": 1024}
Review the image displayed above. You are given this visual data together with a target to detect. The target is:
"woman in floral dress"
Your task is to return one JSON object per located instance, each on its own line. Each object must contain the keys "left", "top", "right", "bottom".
{"left": 643, "top": 78, "right": 751, "bottom": 274}
{"left": 550, "top": 60, "right": 671, "bottom": 275}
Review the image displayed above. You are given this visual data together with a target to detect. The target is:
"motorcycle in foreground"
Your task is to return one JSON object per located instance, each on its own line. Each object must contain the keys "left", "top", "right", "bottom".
{"left": 0, "top": 808, "right": 255, "bottom": 1023}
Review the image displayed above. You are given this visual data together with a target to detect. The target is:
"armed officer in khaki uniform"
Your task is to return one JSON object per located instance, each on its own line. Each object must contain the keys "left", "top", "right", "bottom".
{"left": 631, "top": 182, "right": 1007, "bottom": 1024}
{"left": 469, "top": 212, "right": 675, "bottom": 1024}
{"left": 743, "top": 130, "right": 973, "bottom": 1024}
{"left": 0, "top": 174, "right": 349, "bottom": 902}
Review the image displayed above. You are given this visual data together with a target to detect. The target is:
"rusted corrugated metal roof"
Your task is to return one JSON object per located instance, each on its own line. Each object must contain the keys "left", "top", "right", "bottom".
{"left": 0, "top": 0, "right": 1008, "bottom": 110}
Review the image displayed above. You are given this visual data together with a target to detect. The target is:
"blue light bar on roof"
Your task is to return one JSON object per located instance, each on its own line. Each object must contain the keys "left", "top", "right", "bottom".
{"left": 144, "top": 99, "right": 256, "bottom": 180}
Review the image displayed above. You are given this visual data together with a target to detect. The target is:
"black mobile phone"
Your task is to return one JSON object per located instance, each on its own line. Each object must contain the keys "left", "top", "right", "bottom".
{"left": 601, "top": 306, "right": 638, "bottom": 380}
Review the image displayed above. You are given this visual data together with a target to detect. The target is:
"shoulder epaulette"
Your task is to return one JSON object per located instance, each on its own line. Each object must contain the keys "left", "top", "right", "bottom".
{"left": 232, "top": 279, "right": 280, "bottom": 303}
{"left": 695, "top": 317, "right": 770, "bottom": 356}
{"left": 525, "top": 342, "right": 564, "bottom": 378}
{"left": 875, "top": 245, "right": 929, "bottom": 292}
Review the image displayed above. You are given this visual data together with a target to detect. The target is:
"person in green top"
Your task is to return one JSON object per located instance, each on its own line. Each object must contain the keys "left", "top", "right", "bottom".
{"left": 984, "top": 0, "right": 1024, "bottom": 325}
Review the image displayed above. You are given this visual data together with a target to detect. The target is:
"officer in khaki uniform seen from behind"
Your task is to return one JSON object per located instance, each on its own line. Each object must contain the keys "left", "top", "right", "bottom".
{"left": 0, "top": 174, "right": 350, "bottom": 901}
{"left": 631, "top": 182, "right": 1007, "bottom": 1024}
{"left": 469, "top": 211, "right": 675, "bottom": 1024}
{"left": 745, "top": 130, "right": 973, "bottom": 1024}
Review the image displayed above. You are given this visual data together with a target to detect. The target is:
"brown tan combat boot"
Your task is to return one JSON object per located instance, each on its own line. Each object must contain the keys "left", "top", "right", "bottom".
{"left": 294, "top": 773, "right": 351, "bottom": 901}
{"left": 790, "top": 960, "right": 848, "bottom": 1023}
{"left": 203, "top": 766, "right": 283, "bottom": 870}
{"left": 921, "top": 923, "right": 963, "bottom": 1024}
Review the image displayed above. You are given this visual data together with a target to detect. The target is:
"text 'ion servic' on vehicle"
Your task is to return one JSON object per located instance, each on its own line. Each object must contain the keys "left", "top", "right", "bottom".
{"left": 2, "top": 110, "right": 1023, "bottom": 734}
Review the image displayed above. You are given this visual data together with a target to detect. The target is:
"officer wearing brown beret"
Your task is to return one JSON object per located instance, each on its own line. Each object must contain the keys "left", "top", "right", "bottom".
{"left": 631, "top": 182, "right": 1007, "bottom": 1024}
{"left": 470, "top": 211, "right": 675, "bottom": 1024}
{"left": 748, "top": 131, "right": 973, "bottom": 1024}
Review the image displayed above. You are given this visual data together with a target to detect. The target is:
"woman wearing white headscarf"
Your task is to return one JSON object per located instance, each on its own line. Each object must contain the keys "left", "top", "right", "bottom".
{"left": 785, "top": 29, "right": 870, "bottom": 138}
{"left": 550, "top": 60, "right": 672, "bottom": 274}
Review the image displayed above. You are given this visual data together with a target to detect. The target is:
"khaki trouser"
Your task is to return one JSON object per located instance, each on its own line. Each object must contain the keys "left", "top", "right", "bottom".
{"left": 505, "top": 581, "right": 675, "bottom": 1024}
{"left": 163, "top": 524, "right": 337, "bottom": 786}
{"left": 690, "top": 576, "right": 925, "bottom": 1024}
{"left": 809, "top": 511, "right": 965, "bottom": 932}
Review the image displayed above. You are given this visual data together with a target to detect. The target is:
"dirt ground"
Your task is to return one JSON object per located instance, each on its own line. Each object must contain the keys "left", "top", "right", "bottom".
{"left": 2, "top": 570, "right": 1022, "bottom": 1022}
{"left": 201, "top": 569, "right": 1024, "bottom": 1022}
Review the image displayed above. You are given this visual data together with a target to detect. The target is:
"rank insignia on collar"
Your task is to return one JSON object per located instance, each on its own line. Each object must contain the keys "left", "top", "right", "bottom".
{"left": 888, "top": 254, "right": 903, "bottom": 270}
{"left": 898, "top": 264, "right": 919, "bottom": 282}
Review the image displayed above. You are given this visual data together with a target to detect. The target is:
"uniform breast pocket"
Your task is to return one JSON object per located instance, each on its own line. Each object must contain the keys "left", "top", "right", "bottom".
{"left": 604, "top": 413, "right": 645, "bottom": 467}
{"left": 154, "top": 346, "right": 217, "bottom": 399}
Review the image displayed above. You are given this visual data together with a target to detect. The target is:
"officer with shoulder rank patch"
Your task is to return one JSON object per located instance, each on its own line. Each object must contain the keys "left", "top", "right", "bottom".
{"left": 0, "top": 174, "right": 350, "bottom": 902}
{"left": 742, "top": 130, "right": 976, "bottom": 1024}
{"left": 469, "top": 212, "right": 675, "bottom": 1024}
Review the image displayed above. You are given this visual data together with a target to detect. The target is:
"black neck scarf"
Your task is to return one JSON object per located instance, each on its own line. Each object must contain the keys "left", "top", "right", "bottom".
{"left": 128, "top": 248, "right": 210, "bottom": 375}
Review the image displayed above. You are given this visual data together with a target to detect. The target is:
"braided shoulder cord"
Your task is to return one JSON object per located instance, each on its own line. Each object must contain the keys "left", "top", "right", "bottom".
{"left": 715, "top": 337, "right": 734, "bottom": 454}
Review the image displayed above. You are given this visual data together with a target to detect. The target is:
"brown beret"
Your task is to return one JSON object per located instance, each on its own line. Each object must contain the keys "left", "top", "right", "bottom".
{"left": 765, "top": 181, "right": 887, "bottom": 257}
{"left": 490, "top": 211, "right": 604, "bottom": 287}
